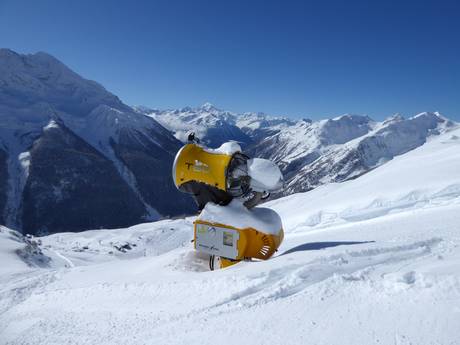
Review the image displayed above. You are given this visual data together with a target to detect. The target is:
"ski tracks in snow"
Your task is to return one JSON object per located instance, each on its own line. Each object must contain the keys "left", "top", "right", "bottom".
{"left": 0, "top": 269, "right": 60, "bottom": 319}
{"left": 196, "top": 237, "right": 444, "bottom": 315}
{"left": 1, "top": 227, "right": 459, "bottom": 344}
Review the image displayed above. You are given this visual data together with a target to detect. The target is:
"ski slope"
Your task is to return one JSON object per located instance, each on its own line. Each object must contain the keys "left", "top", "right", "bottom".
{"left": 1, "top": 128, "right": 460, "bottom": 345}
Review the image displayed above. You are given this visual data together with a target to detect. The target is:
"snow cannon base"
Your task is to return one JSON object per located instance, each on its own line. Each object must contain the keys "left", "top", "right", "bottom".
{"left": 193, "top": 200, "right": 284, "bottom": 269}
{"left": 194, "top": 220, "right": 283, "bottom": 269}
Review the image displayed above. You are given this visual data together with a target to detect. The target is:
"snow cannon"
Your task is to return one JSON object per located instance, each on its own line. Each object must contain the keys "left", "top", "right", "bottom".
{"left": 172, "top": 138, "right": 284, "bottom": 269}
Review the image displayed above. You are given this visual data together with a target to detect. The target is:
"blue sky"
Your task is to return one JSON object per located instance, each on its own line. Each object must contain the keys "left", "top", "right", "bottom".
{"left": 1, "top": 0, "right": 459, "bottom": 120}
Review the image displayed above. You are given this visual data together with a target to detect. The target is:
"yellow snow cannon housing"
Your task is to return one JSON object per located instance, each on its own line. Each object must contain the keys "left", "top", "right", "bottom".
{"left": 173, "top": 141, "right": 285, "bottom": 270}
{"left": 193, "top": 218, "right": 284, "bottom": 269}
{"left": 173, "top": 143, "right": 232, "bottom": 192}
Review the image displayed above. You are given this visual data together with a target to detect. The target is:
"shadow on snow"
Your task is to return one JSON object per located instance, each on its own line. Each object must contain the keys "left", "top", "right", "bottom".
{"left": 280, "top": 241, "right": 375, "bottom": 256}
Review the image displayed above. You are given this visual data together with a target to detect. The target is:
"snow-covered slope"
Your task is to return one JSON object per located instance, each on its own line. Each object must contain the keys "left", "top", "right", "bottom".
{"left": 0, "top": 49, "right": 194, "bottom": 234}
{"left": 1, "top": 127, "right": 459, "bottom": 345}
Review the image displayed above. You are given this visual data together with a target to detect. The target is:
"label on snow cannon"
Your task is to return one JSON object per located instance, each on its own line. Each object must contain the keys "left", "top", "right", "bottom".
{"left": 194, "top": 222, "right": 240, "bottom": 259}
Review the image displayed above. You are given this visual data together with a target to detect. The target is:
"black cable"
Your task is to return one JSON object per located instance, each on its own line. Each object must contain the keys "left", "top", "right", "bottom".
{"left": 209, "top": 255, "right": 215, "bottom": 271}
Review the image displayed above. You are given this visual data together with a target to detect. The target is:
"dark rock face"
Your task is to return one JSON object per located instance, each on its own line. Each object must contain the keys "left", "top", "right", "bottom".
{"left": 0, "top": 148, "right": 8, "bottom": 225}
{"left": 202, "top": 125, "right": 253, "bottom": 149}
{"left": 111, "top": 128, "right": 196, "bottom": 217}
{"left": 284, "top": 149, "right": 366, "bottom": 195}
{"left": 20, "top": 123, "right": 148, "bottom": 235}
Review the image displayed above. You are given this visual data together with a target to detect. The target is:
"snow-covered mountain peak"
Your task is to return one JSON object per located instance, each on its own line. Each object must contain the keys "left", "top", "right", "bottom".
{"left": 382, "top": 113, "right": 405, "bottom": 124}
{"left": 179, "top": 106, "right": 193, "bottom": 112}
{"left": 43, "top": 119, "right": 60, "bottom": 131}
{"left": 299, "top": 117, "right": 313, "bottom": 124}
{"left": 318, "top": 114, "right": 374, "bottom": 145}
{"left": 28, "top": 51, "right": 70, "bottom": 71}
{"left": 32, "top": 51, "right": 60, "bottom": 60}
{"left": 398, "top": 110, "right": 452, "bottom": 132}
{"left": 0, "top": 49, "right": 72, "bottom": 81}
{"left": 199, "top": 102, "right": 220, "bottom": 112}
{"left": 0, "top": 48, "right": 20, "bottom": 59}
{"left": 410, "top": 111, "right": 441, "bottom": 121}
{"left": 0, "top": 50, "right": 126, "bottom": 117}
{"left": 410, "top": 111, "right": 454, "bottom": 127}
{"left": 331, "top": 113, "right": 371, "bottom": 122}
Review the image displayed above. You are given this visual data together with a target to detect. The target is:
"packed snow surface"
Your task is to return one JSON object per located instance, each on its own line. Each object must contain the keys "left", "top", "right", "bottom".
{"left": 247, "top": 158, "right": 284, "bottom": 192}
{"left": 1, "top": 128, "right": 460, "bottom": 345}
{"left": 198, "top": 200, "right": 283, "bottom": 235}
{"left": 204, "top": 141, "right": 241, "bottom": 155}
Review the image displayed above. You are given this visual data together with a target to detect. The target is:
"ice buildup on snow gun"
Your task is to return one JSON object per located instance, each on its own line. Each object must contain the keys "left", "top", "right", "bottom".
{"left": 172, "top": 137, "right": 284, "bottom": 269}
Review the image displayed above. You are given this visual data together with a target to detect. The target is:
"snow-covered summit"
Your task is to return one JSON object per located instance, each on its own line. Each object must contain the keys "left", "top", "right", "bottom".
{"left": 199, "top": 102, "right": 221, "bottom": 112}
{"left": 0, "top": 49, "right": 125, "bottom": 116}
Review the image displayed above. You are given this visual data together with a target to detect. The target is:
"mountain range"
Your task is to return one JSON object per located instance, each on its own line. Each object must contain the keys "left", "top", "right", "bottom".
{"left": 0, "top": 48, "right": 457, "bottom": 235}
{"left": 137, "top": 104, "right": 456, "bottom": 195}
